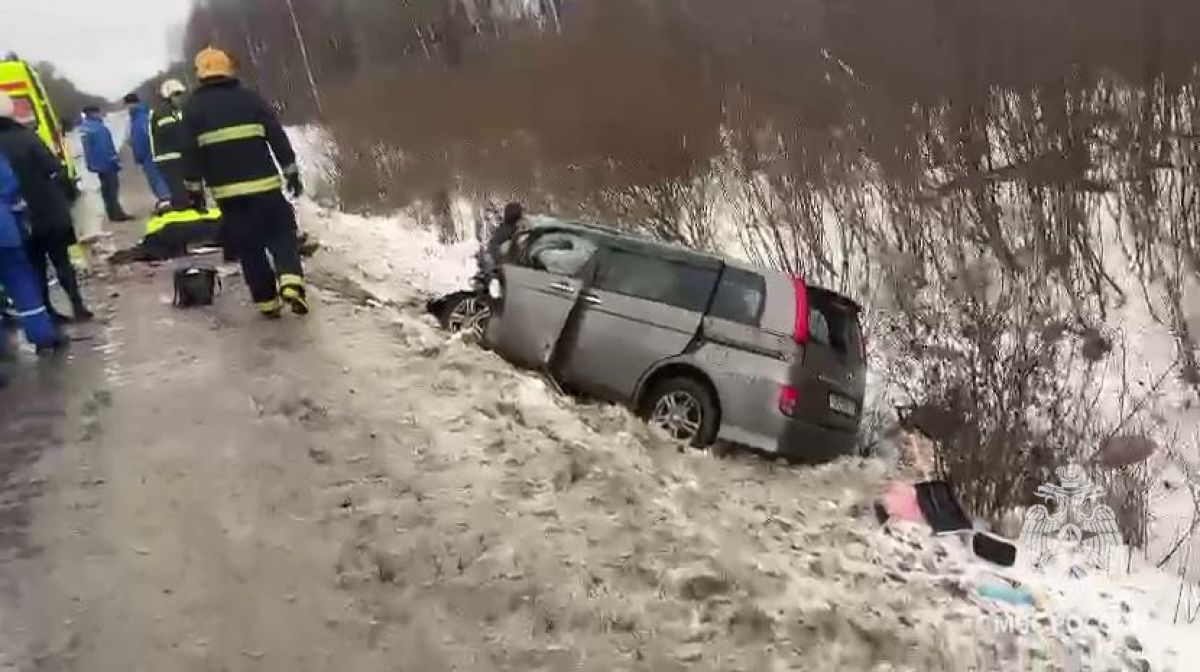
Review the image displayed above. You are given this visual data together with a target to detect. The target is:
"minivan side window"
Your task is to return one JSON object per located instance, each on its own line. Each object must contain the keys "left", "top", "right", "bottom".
{"left": 512, "top": 230, "right": 598, "bottom": 277}
{"left": 708, "top": 268, "right": 766, "bottom": 327}
{"left": 593, "top": 248, "right": 718, "bottom": 312}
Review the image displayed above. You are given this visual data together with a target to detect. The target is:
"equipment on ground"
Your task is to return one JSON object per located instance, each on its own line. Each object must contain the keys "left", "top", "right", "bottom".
{"left": 972, "top": 532, "right": 1017, "bottom": 567}
{"left": 107, "top": 207, "right": 224, "bottom": 264}
{"left": 173, "top": 266, "right": 219, "bottom": 308}
{"left": 145, "top": 206, "right": 224, "bottom": 257}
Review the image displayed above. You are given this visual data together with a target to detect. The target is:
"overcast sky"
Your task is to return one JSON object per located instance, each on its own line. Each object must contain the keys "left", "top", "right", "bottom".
{"left": 0, "top": 0, "right": 193, "bottom": 99}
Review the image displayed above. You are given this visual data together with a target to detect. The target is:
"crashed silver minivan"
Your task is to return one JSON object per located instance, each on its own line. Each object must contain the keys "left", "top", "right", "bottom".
{"left": 483, "top": 216, "right": 867, "bottom": 462}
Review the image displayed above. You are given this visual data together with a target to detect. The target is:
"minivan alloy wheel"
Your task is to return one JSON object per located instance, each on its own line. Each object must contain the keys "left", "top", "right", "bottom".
{"left": 446, "top": 296, "right": 491, "bottom": 339}
{"left": 650, "top": 391, "right": 704, "bottom": 442}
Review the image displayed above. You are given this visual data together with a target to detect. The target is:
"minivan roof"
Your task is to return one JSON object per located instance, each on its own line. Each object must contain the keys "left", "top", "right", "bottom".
{"left": 525, "top": 213, "right": 861, "bottom": 309}
{"left": 526, "top": 215, "right": 722, "bottom": 270}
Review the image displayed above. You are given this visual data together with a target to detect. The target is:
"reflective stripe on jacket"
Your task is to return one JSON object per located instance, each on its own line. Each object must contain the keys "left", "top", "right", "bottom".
{"left": 145, "top": 206, "right": 222, "bottom": 236}
{"left": 181, "top": 76, "right": 297, "bottom": 202}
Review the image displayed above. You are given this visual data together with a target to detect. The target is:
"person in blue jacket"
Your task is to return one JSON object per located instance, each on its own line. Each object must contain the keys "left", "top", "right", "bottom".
{"left": 80, "top": 105, "right": 132, "bottom": 222}
{"left": 0, "top": 152, "right": 65, "bottom": 357}
{"left": 125, "top": 93, "right": 170, "bottom": 205}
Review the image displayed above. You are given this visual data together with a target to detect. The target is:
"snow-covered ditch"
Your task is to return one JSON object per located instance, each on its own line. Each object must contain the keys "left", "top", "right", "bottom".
{"left": 286, "top": 124, "right": 1200, "bottom": 669}
{"left": 309, "top": 261, "right": 1191, "bottom": 670}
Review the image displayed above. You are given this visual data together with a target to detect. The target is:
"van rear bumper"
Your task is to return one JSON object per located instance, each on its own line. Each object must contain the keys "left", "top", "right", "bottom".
{"left": 775, "top": 418, "right": 858, "bottom": 464}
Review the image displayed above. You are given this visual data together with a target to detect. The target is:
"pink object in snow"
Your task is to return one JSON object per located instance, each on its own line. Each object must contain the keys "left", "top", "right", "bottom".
{"left": 878, "top": 482, "right": 926, "bottom": 525}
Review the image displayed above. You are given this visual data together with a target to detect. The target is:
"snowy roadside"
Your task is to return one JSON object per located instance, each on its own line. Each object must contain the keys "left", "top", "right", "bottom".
{"left": 299, "top": 202, "right": 477, "bottom": 301}
{"left": 287, "top": 194, "right": 1196, "bottom": 671}
{"left": 296, "top": 260, "right": 994, "bottom": 669}
{"left": 284, "top": 125, "right": 1198, "bottom": 669}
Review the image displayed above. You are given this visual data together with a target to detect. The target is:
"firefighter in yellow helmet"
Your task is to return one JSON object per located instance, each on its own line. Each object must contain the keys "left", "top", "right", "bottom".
{"left": 181, "top": 47, "right": 308, "bottom": 318}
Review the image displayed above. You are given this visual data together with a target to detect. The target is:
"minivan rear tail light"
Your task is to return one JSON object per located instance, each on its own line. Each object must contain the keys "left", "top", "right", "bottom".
{"left": 791, "top": 276, "right": 810, "bottom": 344}
{"left": 779, "top": 385, "right": 800, "bottom": 417}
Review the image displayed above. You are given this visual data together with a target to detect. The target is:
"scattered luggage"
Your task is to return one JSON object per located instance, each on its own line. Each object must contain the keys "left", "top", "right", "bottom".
{"left": 874, "top": 478, "right": 1021, "bottom": 568}
{"left": 973, "top": 531, "right": 1018, "bottom": 567}
{"left": 915, "top": 480, "right": 974, "bottom": 534}
{"left": 977, "top": 582, "right": 1038, "bottom": 607}
{"left": 876, "top": 482, "right": 926, "bottom": 525}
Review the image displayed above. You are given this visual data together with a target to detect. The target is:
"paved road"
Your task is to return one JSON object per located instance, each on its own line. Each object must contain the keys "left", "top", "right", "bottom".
{"left": 0, "top": 165, "right": 403, "bottom": 671}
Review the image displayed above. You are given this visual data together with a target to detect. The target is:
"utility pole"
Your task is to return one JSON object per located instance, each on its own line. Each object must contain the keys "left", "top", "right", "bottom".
{"left": 548, "top": 0, "right": 562, "bottom": 34}
{"left": 282, "top": 0, "right": 324, "bottom": 116}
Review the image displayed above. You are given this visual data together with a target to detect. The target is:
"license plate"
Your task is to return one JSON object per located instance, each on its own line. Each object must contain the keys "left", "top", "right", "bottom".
{"left": 829, "top": 394, "right": 857, "bottom": 416}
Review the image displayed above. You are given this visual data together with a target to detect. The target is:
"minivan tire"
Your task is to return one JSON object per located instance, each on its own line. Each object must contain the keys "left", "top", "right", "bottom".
{"left": 439, "top": 293, "right": 491, "bottom": 339}
{"left": 643, "top": 377, "right": 720, "bottom": 448}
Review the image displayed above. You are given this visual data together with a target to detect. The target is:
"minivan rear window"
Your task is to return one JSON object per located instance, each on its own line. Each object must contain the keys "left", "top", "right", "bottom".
{"left": 708, "top": 268, "right": 765, "bottom": 327}
{"left": 594, "top": 247, "right": 719, "bottom": 312}
{"left": 808, "top": 291, "right": 864, "bottom": 363}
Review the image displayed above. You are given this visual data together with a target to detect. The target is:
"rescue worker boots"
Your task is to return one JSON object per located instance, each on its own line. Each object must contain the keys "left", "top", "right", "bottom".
{"left": 258, "top": 298, "right": 283, "bottom": 319}
{"left": 279, "top": 274, "right": 309, "bottom": 316}
{"left": 254, "top": 275, "right": 308, "bottom": 319}
{"left": 281, "top": 288, "right": 308, "bottom": 316}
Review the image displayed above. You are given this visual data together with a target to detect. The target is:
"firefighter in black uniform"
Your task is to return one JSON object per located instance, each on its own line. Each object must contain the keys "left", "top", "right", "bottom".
{"left": 150, "top": 79, "right": 191, "bottom": 210}
{"left": 181, "top": 47, "right": 308, "bottom": 318}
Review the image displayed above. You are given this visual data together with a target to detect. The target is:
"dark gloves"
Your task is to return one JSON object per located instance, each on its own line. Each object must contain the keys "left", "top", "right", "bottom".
{"left": 286, "top": 173, "right": 303, "bottom": 198}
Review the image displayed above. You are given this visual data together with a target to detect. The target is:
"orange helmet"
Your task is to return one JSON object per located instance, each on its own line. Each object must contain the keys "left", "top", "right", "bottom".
{"left": 195, "top": 47, "right": 234, "bottom": 80}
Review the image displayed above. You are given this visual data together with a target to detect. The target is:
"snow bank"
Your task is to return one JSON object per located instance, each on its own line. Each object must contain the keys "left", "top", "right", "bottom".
{"left": 287, "top": 125, "right": 481, "bottom": 298}
{"left": 303, "top": 273, "right": 1018, "bottom": 669}
{"left": 297, "top": 200, "right": 1200, "bottom": 671}
{"left": 287, "top": 124, "right": 340, "bottom": 206}
{"left": 298, "top": 200, "right": 477, "bottom": 298}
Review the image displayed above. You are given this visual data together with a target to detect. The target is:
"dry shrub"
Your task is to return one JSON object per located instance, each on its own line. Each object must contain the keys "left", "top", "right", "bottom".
{"left": 322, "top": 34, "right": 722, "bottom": 213}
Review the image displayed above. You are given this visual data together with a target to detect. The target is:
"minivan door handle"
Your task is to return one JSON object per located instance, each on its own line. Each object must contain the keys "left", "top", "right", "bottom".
{"left": 582, "top": 293, "right": 603, "bottom": 305}
{"left": 548, "top": 281, "right": 574, "bottom": 294}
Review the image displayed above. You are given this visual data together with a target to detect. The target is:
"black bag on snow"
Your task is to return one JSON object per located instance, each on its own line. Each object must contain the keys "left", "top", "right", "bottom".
{"left": 914, "top": 480, "right": 974, "bottom": 534}
{"left": 173, "top": 266, "right": 219, "bottom": 308}
{"left": 972, "top": 532, "right": 1018, "bottom": 567}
